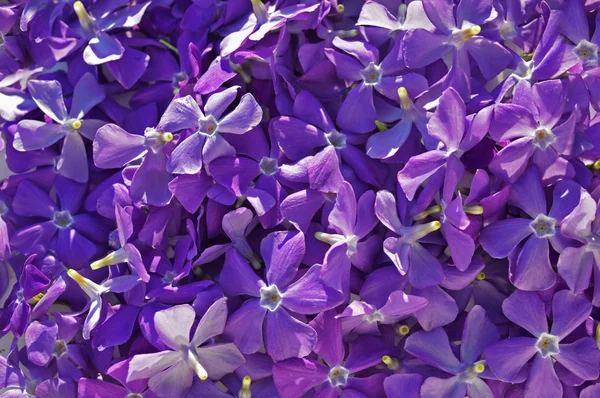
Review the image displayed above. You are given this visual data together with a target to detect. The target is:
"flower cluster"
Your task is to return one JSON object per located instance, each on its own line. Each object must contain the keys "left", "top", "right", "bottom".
{"left": 1, "top": 0, "right": 600, "bottom": 397}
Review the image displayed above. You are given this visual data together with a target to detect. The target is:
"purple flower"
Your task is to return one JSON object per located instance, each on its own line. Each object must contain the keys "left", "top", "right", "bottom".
{"left": 219, "top": 230, "right": 343, "bottom": 360}
{"left": 14, "top": 73, "right": 106, "bottom": 183}
{"left": 489, "top": 80, "right": 578, "bottom": 184}
{"left": 67, "top": 269, "right": 141, "bottom": 340}
{"left": 405, "top": 306, "right": 500, "bottom": 398}
{"left": 93, "top": 124, "right": 174, "bottom": 207}
{"left": 484, "top": 290, "right": 600, "bottom": 398}
{"left": 375, "top": 189, "right": 445, "bottom": 288}
{"left": 325, "top": 36, "right": 428, "bottom": 133}
{"left": 126, "top": 299, "right": 245, "bottom": 397}
{"left": 403, "top": 0, "right": 512, "bottom": 99}
{"left": 161, "top": 89, "right": 262, "bottom": 175}
{"left": 480, "top": 166, "right": 580, "bottom": 291}
{"left": 273, "top": 310, "right": 394, "bottom": 398}
{"left": 10, "top": 178, "right": 108, "bottom": 269}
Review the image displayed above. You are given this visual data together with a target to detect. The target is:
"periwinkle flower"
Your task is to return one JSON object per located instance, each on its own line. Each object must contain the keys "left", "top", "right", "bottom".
{"left": 273, "top": 311, "right": 395, "bottom": 398}
{"left": 325, "top": 36, "right": 428, "bottom": 133}
{"left": 127, "top": 299, "right": 245, "bottom": 398}
{"left": 67, "top": 269, "right": 141, "bottom": 340}
{"left": 219, "top": 230, "right": 343, "bottom": 360}
{"left": 480, "top": 166, "right": 580, "bottom": 291}
{"left": 405, "top": 306, "right": 502, "bottom": 398}
{"left": 93, "top": 123, "right": 175, "bottom": 207}
{"left": 403, "top": 0, "right": 512, "bottom": 99}
{"left": 71, "top": 0, "right": 150, "bottom": 65}
{"left": 160, "top": 88, "right": 262, "bottom": 175}
{"left": 14, "top": 73, "right": 106, "bottom": 183}
{"left": 484, "top": 290, "right": 600, "bottom": 398}
{"left": 375, "top": 188, "right": 445, "bottom": 288}
{"left": 10, "top": 178, "right": 108, "bottom": 269}
{"left": 488, "top": 80, "right": 578, "bottom": 184}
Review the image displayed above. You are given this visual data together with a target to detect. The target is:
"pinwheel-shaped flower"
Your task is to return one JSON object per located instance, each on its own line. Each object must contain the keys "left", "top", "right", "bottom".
{"left": 67, "top": 269, "right": 141, "bottom": 340}
{"left": 375, "top": 189, "right": 445, "bottom": 288}
{"left": 71, "top": 1, "right": 149, "bottom": 65}
{"left": 160, "top": 88, "right": 262, "bottom": 175}
{"left": 89, "top": 204, "right": 149, "bottom": 282}
{"left": 220, "top": 0, "right": 320, "bottom": 56}
{"left": 403, "top": 0, "right": 511, "bottom": 99}
{"left": 336, "top": 290, "right": 427, "bottom": 335}
{"left": 556, "top": 186, "right": 600, "bottom": 305}
{"left": 220, "top": 230, "right": 343, "bottom": 360}
{"left": 397, "top": 87, "right": 490, "bottom": 201}
{"left": 357, "top": 0, "right": 434, "bottom": 35}
{"left": 10, "top": 178, "right": 108, "bottom": 269}
{"left": 273, "top": 311, "right": 396, "bottom": 398}
{"left": 94, "top": 122, "right": 175, "bottom": 207}
{"left": 14, "top": 73, "right": 105, "bottom": 183}
{"left": 480, "top": 166, "right": 580, "bottom": 291}
{"left": 489, "top": 80, "right": 578, "bottom": 183}
{"left": 325, "top": 37, "right": 427, "bottom": 133}
{"left": 405, "top": 306, "right": 501, "bottom": 398}
{"left": 127, "top": 299, "right": 245, "bottom": 398}
{"left": 484, "top": 290, "right": 600, "bottom": 398}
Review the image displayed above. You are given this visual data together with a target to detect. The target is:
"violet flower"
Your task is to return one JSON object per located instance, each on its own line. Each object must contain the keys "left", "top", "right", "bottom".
{"left": 10, "top": 178, "right": 108, "bottom": 269}
{"left": 480, "top": 166, "right": 580, "bottom": 291}
{"left": 219, "top": 230, "right": 343, "bottom": 360}
{"left": 484, "top": 290, "right": 600, "bottom": 397}
{"left": 14, "top": 73, "right": 106, "bottom": 183}
{"left": 405, "top": 306, "right": 500, "bottom": 398}
{"left": 273, "top": 310, "right": 395, "bottom": 398}
{"left": 488, "top": 80, "right": 578, "bottom": 183}
{"left": 67, "top": 269, "right": 141, "bottom": 340}
{"left": 403, "top": 0, "right": 512, "bottom": 99}
{"left": 71, "top": 1, "right": 150, "bottom": 65}
{"left": 325, "top": 36, "right": 427, "bottom": 133}
{"left": 126, "top": 299, "right": 245, "bottom": 397}
{"left": 375, "top": 188, "right": 445, "bottom": 288}
{"left": 93, "top": 123, "right": 174, "bottom": 207}
{"left": 160, "top": 88, "right": 262, "bottom": 175}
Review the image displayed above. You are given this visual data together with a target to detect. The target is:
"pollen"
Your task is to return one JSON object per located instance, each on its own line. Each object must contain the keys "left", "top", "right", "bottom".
{"left": 476, "top": 272, "right": 486, "bottom": 280}
{"left": 382, "top": 355, "right": 399, "bottom": 370}
{"left": 71, "top": 120, "right": 82, "bottom": 130}
{"left": 239, "top": 376, "right": 252, "bottom": 398}
{"left": 336, "top": 4, "right": 344, "bottom": 13}
{"left": 473, "top": 363, "right": 485, "bottom": 373}
{"left": 397, "top": 87, "right": 411, "bottom": 109}
{"left": 463, "top": 25, "right": 481, "bottom": 40}
{"left": 161, "top": 132, "right": 173, "bottom": 142}
{"left": 398, "top": 325, "right": 410, "bottom": 335}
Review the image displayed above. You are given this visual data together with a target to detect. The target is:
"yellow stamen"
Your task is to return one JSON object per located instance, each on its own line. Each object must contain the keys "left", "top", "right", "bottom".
{"left": 239, "top": 376, "right": 252, "bottom": 398}
{"left": 397, "top": 87, "right": 412, "bottom": 109}
{"left": 473, "top": 363, "right": 485, "bottom": 373}
{"left": 336, "top": 4, "right": 345, "bottom": 13}
{"left": 71, "top": 120, "right": 82, "bottom": 130}
{"left": 476, "top": 272, "right": 486, "bottom": 280}
{"left": 398, "top": 325, "right": 410, "bottom": 335}
{"left": 67, "top": 269, "right": 104, "bottom": 298}
{"left": 462, "top": 25, "right": 481, "bottom": 40}
{"left": 464, "top": 205, "right": 484, "bottom": 215}
{"left": 595, "top": 323, "right": 600, "bottom": 349}
{"left": 187, "top": 350, "right": 208, "bottom": 380}
{"left": 413, "top": 205, "right": 442, "bottom": 221}
{"left": 90, "top": 249, "right": 128, "bottom": 270}
{"left": 382, "top": 355, "right": 399, "bottom": 370}
{"left": 73, "top": 1, "right": 94, "bottom": 32}
{"left": 593, "top": 160, "right": 600, "bottom": 170}
{"left": 375, "top": 120, "right": 388, "bottom": 131}
{"left": 161, "top": 132, "right": 173, "bottom": 143}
